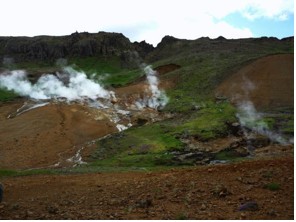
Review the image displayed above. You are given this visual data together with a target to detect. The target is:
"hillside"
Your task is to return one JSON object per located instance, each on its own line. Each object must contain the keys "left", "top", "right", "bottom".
{"left": 0, "top": 32, "right": 294, "bottom": 219}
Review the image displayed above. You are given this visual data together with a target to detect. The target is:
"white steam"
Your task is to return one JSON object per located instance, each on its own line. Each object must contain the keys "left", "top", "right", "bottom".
{"left": 0, "top": 67, "right": 111, "bottom": 101}
{"left": 136, "top": 65, "right": 168, "bottom": 110}
{"left": 236, "top": 100, "right": 289, "bottom": 144}
{"left": 235, "top": 77, "right": 292, "bottom": 145}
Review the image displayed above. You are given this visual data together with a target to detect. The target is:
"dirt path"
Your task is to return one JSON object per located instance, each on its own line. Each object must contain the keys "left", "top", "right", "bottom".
{"left": 0, "top": 156, "right": 293, "bottom": 220}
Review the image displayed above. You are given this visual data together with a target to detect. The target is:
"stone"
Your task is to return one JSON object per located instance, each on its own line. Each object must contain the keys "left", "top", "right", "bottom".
{"left": 136, "top": 199, "right": 152, "bottom": 208}
{"left": 240, "top": 212, "right": 247, "bottom": 219}
{"left": 200, "top": 203, "right": 207, "bottom": 211}
{"left": 47, "top": 205, "right": 58, "bottom": 214}
{"left": 238, "top": 201, "right": 259, "bottom": 211}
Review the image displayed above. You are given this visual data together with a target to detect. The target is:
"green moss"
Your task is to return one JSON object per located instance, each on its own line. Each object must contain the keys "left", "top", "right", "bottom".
{"left": 90, "top": 124, "right": 184, "bottom": 167}
{"left": 174, "top": 102, "right": 237, "bottom": 140}
{"left": 0, "top": 88, "right": 19, "bottom": 101}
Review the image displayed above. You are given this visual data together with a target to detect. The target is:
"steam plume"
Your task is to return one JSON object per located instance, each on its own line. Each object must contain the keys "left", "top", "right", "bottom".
{"left": 235, "top": 77, "right": 292, "bottom": 145}
{"left": 236, "top": 100, "right": 289, "bottom": 144}
{"left": 136, "top": 65, "right": 168, "bottom": 109}
{"left": 0, "top": 67, "right": 111, "bottom": 101}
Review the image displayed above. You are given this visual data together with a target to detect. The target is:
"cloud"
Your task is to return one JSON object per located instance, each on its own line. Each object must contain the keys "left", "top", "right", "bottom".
{"left": 0, "top": 0, "right": 293, "bottom": 45}
{"left": 240, "top": 0, "right": 294, "bottom": 21}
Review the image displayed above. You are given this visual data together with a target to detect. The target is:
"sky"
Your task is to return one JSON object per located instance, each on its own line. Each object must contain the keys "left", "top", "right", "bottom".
{"left": 0, "top": 0, "right": 294, "bottom": 46}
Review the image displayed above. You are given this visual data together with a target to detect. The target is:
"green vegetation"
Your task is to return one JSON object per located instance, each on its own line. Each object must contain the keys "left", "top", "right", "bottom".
{"left": 90, "top": 124, "right": 184, "bottom": 167}
{"left": 69, "top": 56, "right": 122, "bottom": 75}
{"left": 0, "top": 168, "right": 58, "bottom": 178}
{"left": 264, "top": 182, "right": 281, "bottom": 191}
{"left": 0, "top": 88, "right": 19, "bottom": 102}
{"left": 89, "top": 101, "right": 238, "bottom": 167}
{"left": 173, "top": 102, "right": 237, "bottom": 140}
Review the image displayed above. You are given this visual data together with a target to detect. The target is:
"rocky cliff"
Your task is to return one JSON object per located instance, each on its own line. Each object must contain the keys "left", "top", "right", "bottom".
{"left": 0, "top": 31, "right": 293, "bottom": 68}
{"left": 0, "top": 31, "right": 154, "bottom": 67}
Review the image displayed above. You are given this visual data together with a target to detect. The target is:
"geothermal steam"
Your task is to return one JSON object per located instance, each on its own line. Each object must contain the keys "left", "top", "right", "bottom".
{"left": 135, "top": 65, "right": 168, "bottom": 109}
{"left": 235, "top": 78, "right": 292, "bottom": 145}
{"left": 0, "top": 65, "right": 168, "bottom": 111}
{"left": 0, "top": 67, "right": 111, "bottom": 101}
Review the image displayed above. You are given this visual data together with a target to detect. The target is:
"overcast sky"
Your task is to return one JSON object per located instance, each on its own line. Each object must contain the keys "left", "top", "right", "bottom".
{"left": 0, "top": 0, "right": 294, "bottom": 46}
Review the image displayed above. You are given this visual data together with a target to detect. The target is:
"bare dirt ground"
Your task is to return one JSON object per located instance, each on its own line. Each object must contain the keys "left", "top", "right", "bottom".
{"left": 0, "top": 100, "right": 117, "bottom": 169}
{"left": 216, "top": 54, "right": 294, "bottom": 110}
{"left": 0, "top": 157, "right": 293, "bottom": 220}
{"left": 0, "top": 56, "right": 294, "bottom": 219}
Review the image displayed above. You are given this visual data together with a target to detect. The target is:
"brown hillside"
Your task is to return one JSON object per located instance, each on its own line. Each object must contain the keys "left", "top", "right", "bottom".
{"left": 215, "top": 54, "right": 294, "bottom": 110}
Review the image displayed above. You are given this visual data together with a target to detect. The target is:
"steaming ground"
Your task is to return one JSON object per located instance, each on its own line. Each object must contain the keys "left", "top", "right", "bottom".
{"left": 216, "top": 54, "right": 294, "bottom": 145}
{"left": 0, "top": 65, "right": 171, "bottom": 169}
{"left": 0, "top": 54, "right": 294, "bottom": 220}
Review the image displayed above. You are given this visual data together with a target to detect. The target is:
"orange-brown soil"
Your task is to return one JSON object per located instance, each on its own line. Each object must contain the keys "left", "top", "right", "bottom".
{"left": 215, "top": 54, "right": 293, "bottom": 110}
{"left": 0, "top": 100, "right": 116, "bottom": 169}
{"left": 0, "top": 157, "right": 293, "bottom": 220}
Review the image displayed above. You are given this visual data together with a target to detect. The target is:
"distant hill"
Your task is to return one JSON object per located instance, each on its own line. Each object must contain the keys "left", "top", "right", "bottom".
{"left": 0, "top": 32, "right": 293, "bottom": 67}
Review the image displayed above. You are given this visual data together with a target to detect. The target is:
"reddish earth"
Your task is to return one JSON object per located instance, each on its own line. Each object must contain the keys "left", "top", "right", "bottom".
{"left": 215, "top": 54, "right": 294, "bottom": 110}
{"left": 0, "top": 100, "right": 116, "bottom": 169}
{"left": 0, "top": 73, "right": 171, "bottom": 170}
{"left": 0, "top": 157, "right": 293, "bottom": 220}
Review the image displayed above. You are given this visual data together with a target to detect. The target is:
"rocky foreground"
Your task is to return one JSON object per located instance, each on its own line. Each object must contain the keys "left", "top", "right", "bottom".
{"left": 0, "top": 156, "right": 293, "bottom": 220}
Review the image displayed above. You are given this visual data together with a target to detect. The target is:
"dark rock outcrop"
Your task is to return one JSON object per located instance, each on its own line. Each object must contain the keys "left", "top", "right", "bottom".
{"left": 0, "top": 32, "right": 150, "bottom": 65}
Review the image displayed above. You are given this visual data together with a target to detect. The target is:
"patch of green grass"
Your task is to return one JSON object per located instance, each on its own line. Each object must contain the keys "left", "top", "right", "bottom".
{"left": 0, "top": 168, "right": 58, "bottom": 178}
{"left": 90, "top": 124, "right": 184, "bottom": 167}
{"left": 264, "top": 182, "right": 281, "bottom": 191}
{"left": 91, "top": 153, "right": 175, "bottom": 168}
{"left": 69, "top": 57, "right": 143, "bottom": 87}
{"left": 174, "top": 102, "right": 237, "bottom": 141}
{"left": 102, "top": 69, "right": 143, "bottom": 87}
{"left": 0, "top": 88, "right": 19, "bottom": 101}
{"left": 9, "top": 60, "right": 56, "bottom": 72}
{"left": 93, "top": 124, "right": 184, "bottom": 158}
{"left": 69, "top": 56, "right": 121, "bottom": 75}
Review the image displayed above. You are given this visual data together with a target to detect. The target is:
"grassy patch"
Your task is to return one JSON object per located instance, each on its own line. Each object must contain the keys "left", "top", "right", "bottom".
{"left": 174, "top": 102, "right": 237, "bottom": 141}
{"left": 8, "top": 60, "right": 56, "bottom": 73}
{"left": 264, "top": 182, "right": 281, "bottom": 191}
{"left": 91, "top": 153, "right": 175, "bottom": 168}
{"left": 90, "top": 124, "right": 184, "bottom": 167}
{"left": 102, "top": 69, "right": 143, "bottom": 87}
{"left": 69, "top": 56, "right": 122, "bottom": 75}
{"left": 0, "top": 88, "right": 19, "bottom": 101}
{"left": 69, "top": 57, "right": 143, "bottom": 87}
{"left": 0, "top": 168, "right": 59, "bottom": 178}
